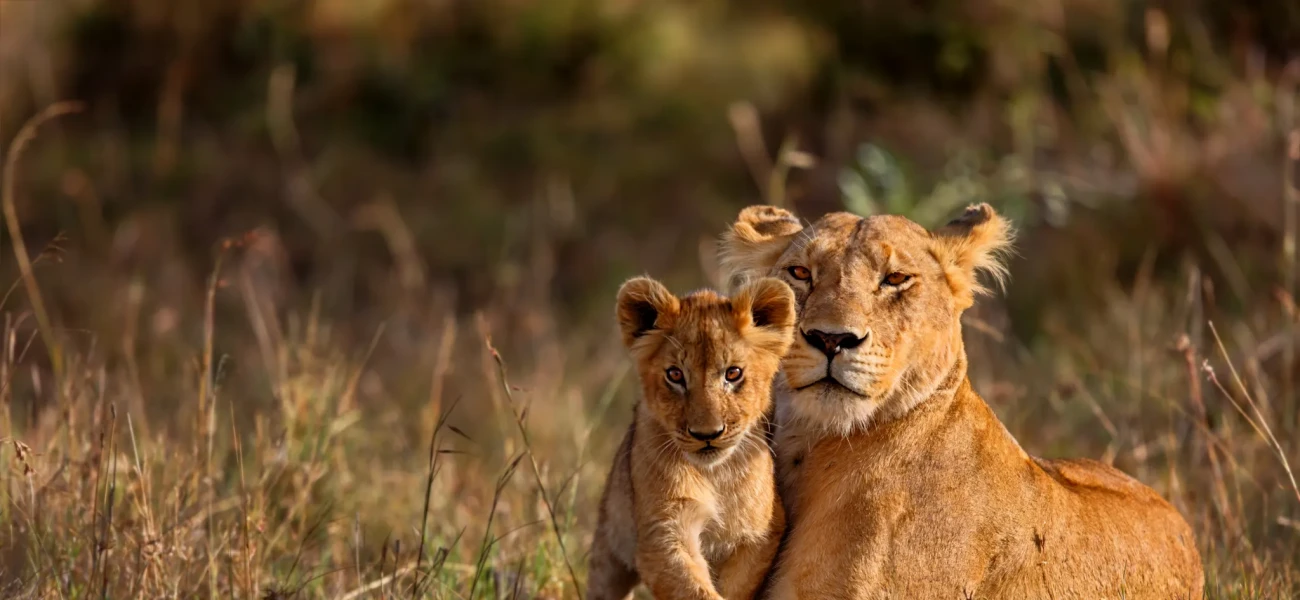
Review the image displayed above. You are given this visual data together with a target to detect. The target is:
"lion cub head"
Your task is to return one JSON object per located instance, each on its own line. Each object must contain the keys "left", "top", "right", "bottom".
{"left": 720, "top": 204, "right": 1013, "bottom": 435}
{"left": 616, "top": 276, "right": 796, "bottom": 467}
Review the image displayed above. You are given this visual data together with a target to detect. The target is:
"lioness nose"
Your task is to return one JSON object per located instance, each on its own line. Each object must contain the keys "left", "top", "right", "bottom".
{"left": 803, "top": 329, "right": 865, "bottom": 357}
{"left": 688, "top": 425, "right": 726, "bottom": 441}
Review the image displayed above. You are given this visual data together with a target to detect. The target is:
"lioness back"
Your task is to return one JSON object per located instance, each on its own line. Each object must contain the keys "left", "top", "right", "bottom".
{"left": 1020, "top": 458, "right": 1202, "bottom": 593}
{"left": 588, "top": 276, "right": 796, "bottom": 600}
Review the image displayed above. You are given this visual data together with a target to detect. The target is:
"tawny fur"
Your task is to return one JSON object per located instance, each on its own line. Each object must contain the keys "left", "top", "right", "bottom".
{"left": 588, "top": 276, "right": 796, "bottom": 600}
{"left": 718, "top": 204, "right": 1204, "bottom": 600}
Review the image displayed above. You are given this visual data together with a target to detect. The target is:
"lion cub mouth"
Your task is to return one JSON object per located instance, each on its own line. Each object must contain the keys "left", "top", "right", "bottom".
{"left": 684, "top": 439, "right": 740, "bottom": 468}
{"left": 686, "top": 447, "right": 732, "bottom": 468}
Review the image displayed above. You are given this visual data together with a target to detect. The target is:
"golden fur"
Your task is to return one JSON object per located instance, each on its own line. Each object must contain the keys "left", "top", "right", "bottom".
{"left": 588, "top": 276, "right": 796, "bottom": 600}
{"left": 719, "top": 204, "right": 1203, "bottom": 599}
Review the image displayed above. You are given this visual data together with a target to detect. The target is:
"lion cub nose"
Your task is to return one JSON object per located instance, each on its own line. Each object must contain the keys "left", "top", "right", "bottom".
{"left": 688, "top": 425, "right": 726, "bottom": 441}
{"left": 803, "top": 329, "right": 865, "bottom": 357}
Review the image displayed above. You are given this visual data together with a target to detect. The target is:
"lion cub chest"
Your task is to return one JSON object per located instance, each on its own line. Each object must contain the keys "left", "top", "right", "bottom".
{"left": 691, "top": 449, "right": 778, "bottom": 564}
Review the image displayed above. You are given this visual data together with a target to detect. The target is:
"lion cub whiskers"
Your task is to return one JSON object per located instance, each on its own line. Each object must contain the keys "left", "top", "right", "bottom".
{"left": 587, "top": 276, "right": 795, "bottom": 600}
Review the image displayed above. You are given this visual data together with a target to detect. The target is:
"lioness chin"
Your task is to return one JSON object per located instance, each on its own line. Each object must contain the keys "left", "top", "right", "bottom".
{"left": 588, "top": 276, "right": 795, "bottom": 600}
{"left": 720, "top": 204, "right": 1203, "bottom": 599}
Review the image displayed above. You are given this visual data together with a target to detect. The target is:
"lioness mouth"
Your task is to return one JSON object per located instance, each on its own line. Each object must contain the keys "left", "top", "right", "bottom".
{"left": 794, "top": 376, "right": 840, "bottom": 391}
{"left": 794, "top": 377, "right": 863, "bottom": 396}
{"left": 794, "top": 364, "right": 846, "bottom": 392}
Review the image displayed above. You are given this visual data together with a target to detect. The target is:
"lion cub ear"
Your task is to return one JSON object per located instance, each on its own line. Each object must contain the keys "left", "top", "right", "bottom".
{"left": 732, "top": 277, "right": 797, "bottom": 356}
{"left": 930, "top": 203, "right": 1015, "bottom": 309}
{"left": 615, "top": 277, "right": 681, "bottom": 350}
{"left": 719, "top": 205, "right": 804, "bottom": 293}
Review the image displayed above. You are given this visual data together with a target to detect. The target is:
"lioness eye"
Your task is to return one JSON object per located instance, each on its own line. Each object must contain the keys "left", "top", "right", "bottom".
{"left": 788, "top": 266, "right": 811, "bottom": 281}
{"left": 882, "top": 272, "right": 911, "bottom": 287}
{"left": 725, "top": 366, "right": 743, "bottom": 382}
{"left": 665, "top": 367, "right": 685, "bottom": 384}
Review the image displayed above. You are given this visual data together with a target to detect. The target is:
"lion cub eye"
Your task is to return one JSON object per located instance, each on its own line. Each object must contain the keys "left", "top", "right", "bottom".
{"left": 788, "top": 266, "right": 811, "bottom": 281}
{"left": 882, "top": 272, "right": 912, "bottom": 287}
{"left": 725, "top": 366, "right": 743, "bottom": 382}
{"left": 665, "top": 367, "right": 685, "bottom": 385}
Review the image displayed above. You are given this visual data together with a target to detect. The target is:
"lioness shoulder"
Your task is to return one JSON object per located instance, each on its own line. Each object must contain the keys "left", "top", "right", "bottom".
{"left": 588, "top": 276, "right": 796, "bottom": 600}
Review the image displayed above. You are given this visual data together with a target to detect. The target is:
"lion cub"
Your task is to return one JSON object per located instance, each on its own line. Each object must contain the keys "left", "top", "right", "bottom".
{"left": 588, "top": 276, "right": 796, "bottom": 600}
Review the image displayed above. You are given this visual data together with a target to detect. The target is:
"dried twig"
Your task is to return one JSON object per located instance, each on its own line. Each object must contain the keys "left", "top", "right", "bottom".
{"left": 487, "top": 337, "right": 584, "bottom": 599}
{"left": 1206, "top": 322, "right": 1300, "bottom": 506}
{"left": 1279, "top": 59, "right": 1300, "bottom": 422}
{"left": 413, "top": 396, "right": 459, "bottom": 598}
{"left": 1175, "top": 334, "right": 1237, "bottom": 541}
{"left": 1, "top": 101, "right": 84, "bottom": 382}
{"left": 468, "top": 452, "right": 524, "bottom": 600}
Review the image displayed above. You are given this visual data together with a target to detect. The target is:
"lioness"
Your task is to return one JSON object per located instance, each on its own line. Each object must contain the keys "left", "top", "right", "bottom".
{"left": 588, "top": 276, "right": 795, "bottom": 600}
{"left": 720, "top": 204, "right": 1203, "bottom": 599}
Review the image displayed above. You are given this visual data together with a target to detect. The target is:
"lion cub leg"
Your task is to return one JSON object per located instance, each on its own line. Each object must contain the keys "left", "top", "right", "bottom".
{"left": 588, "top": 428, "right": 639, "bottom": 600}
{"left": 716, "top": 501, "right": 785, "bottom": 600}
{"left": 586, "top": 532, "right": 638, "bottom": 600}
{"left": 635, "top": 503, "right": 725, "bottom": 600}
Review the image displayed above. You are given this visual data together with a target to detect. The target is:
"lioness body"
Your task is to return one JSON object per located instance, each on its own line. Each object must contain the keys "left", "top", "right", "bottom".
{"left": 718, "top": 205, "right": 1204, "bottom": 599}
{"left": 770, "top": 378, "right": 1201, "bottom": 599}
{"left": 589, "top": 278, "right": 795, "bottom": 600}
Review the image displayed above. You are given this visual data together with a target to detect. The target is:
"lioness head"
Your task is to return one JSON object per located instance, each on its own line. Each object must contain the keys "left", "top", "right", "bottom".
{"left": 615, "top": 276, "right": 796, "bottom": 467}
{"left": 720, "top": 204, "right": 1013, "bottom": 435}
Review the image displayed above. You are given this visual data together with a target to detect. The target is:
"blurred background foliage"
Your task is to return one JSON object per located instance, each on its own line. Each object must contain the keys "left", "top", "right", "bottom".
{"left": 0, "top": 0, "right": 1295, "bottom": 326}
{"left": 2, "top": 0, "right": 1300, "bottom": 596}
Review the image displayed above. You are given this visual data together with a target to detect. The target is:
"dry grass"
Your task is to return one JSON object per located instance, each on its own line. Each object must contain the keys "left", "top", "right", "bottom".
{"left": 0, "top": 158, "right": 1297, "bottom": 600}
{"left": 4, "top": 237, "right": 1299, "bottom": 599}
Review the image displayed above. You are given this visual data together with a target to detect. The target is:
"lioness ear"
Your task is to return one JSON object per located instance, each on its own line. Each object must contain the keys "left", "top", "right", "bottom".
{"left": 615, "top": 277, "right": 680, "bottom": 349}
{"left": 732, "top": 277, "right": 797, "bottom": 356}
{"left": 930, "top": 203, "right": 1015, "bottom": 309}
{"left": 719, "top": 205, "right": 804, "bottom": 293}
